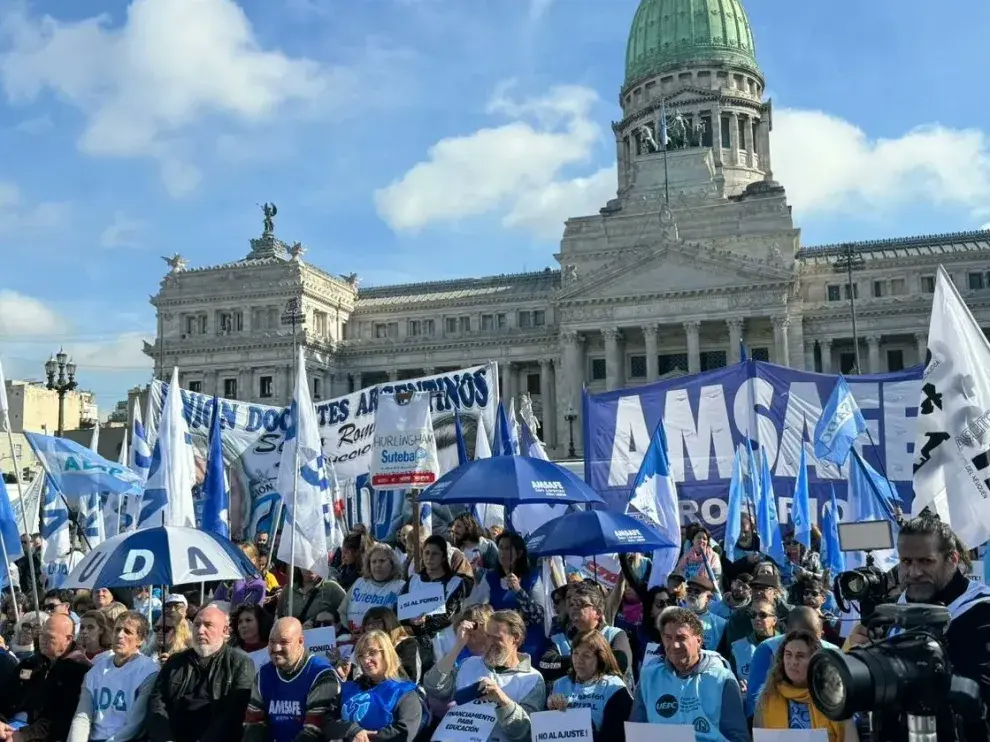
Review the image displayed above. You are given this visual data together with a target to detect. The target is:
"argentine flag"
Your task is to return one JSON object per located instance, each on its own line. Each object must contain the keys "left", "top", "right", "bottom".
{"left": 626, "top": 421, "right": 680, "bottom": 588}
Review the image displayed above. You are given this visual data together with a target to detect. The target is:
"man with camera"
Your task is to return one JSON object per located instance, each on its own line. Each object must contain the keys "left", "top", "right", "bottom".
{"left": 846, "top": 516, "right": 990, "bottom": 742}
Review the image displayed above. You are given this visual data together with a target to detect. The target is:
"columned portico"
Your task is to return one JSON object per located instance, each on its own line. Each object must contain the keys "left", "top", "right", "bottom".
{"left": 915, "top": 332, "right": 927, "bottom": 364}
{"left": 602, "top": 328, "right": 624, "bottom": 391}
{"left": 727, "top": 319, "right": 744, "bottom": 364}
{"left": 772, "top": 317, "right": 790, "bottom": 366}
{"left": 643, "top": 324, "right": 659, "bottom": 381}
{"left": 866, "top": 335, "right": 881, "bottom": 373}
{"left": 684, "top": 321, "right": 701, "bottom": 374}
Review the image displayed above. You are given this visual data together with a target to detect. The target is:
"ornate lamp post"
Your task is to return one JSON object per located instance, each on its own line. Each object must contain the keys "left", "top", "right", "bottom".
{"left": 564, "top": 403, "right": 578, "bottom": 459}
{"left": 45, "top": 350, "right": 77, "bottom": 437}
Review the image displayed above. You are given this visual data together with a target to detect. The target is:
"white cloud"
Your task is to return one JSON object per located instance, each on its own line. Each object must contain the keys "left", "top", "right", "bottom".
{"left": 66, "top": 331, "right": 152, "bottom": 372}
{"left": 0, "top": 181, "right": 69, "bottom": 234}
{"left": 374, "top": 82, "right": 614, "bottom": 240}
{"left": 981, "top": 222, "right": 990, "bottom": 231}
{"left": 0, "top": 289, "right": 62, "bottom": 337}
{"left": 0, "top": 0, "right": 341, "bottom": 195}
{"left": 13, "top": 113, "right": 51, "bottom": 133}
{"left": 99, "top": 211, "right": 143, "bottom": 248}
{"left": 772, "top": 109, "right": 990, "bottom": 217}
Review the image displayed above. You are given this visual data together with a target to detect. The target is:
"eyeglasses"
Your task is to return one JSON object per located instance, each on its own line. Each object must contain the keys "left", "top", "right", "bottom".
{"left": 752, "top": 611, "right": 773, "bottom": 619}
{"left": 43, "top": 603, "right": 59, "bottom": 611}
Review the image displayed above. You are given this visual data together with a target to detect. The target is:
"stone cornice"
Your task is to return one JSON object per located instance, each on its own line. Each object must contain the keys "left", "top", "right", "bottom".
{"left": 612, "top": 88, "right": 766, "bottom": 132}
{"left": 337, "top": 331, "right": 557, "bottom": 358}
{"left": 557, "top": 281, "right": 794, "bottom": 308}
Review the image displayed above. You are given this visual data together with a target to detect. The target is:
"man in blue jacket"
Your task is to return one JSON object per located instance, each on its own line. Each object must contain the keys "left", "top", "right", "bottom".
{"left": 631, "top": 607, "right": 748, "bottom": 742}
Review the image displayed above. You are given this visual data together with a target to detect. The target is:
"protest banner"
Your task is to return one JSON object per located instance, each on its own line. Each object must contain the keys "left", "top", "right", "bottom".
{"left": 149, "top": 363, "right": 499, "bottom": 540}
{"left": 586, "top": 360, "right": 921, "bottom": 535}
{"left": 371, "top": 392, "right": 440, "bottom": 488}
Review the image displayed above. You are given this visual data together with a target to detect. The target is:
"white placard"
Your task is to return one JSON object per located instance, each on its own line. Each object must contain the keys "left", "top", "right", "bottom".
{"left": 245, "top": 625, "right": 339, "bottom": 668}
{"left": 531, "top": 708, "right": 593, "bottom": 742}
{"left": 642, "top": 642, "right": 663, "bottom": 668}
{"left": 397, "top": 581, "right": 447, "bottom": 621}
{"left": 754, "top": 729, "right": 829, "bottom": 742}
{"left": 432, "top": 702, "right": 498, "bottom": 742}
{"left": 370, "top": 392, "right": 440, "bottom": 489}
{"left": 626, "top": 723, "right": 695, "bottom": 742}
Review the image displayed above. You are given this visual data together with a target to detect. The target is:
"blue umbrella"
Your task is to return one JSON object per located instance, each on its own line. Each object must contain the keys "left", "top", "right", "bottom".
{"left": 524, "top": 509, "right": 678, "bottom": 557}
{"left": 64, "top": 526, "right": 259, "bottom": 590}
{"left": 418, "top": 455, "right": 606, "bottom": 508}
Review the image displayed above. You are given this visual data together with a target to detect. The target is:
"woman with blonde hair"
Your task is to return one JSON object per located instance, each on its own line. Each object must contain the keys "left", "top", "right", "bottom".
{"left": 338, "top": 543, "right": 405, "bottom": 634}
{"left": 76, "top": 610, "right": 113, "bottom": 660}
{"left": 150, "top": 613, "right": 193, "bottom": 664}
{"left": 755, "top": 629, "right": 858, "bottom": 742}
{"left": 325, "top": 630, "right": 424, "bottom": 742}
{"left": 547, "top": 631, "right": 632, "bottom": 742}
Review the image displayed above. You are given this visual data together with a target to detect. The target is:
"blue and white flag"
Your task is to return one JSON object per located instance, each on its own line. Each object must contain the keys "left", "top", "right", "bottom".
{"left": 724, "top": 448, "right": 744, "bottom": 561}
{"left": 792, "top": 447, "right": 812, "bottom": 548}
{"left": 0, "top": 476, "right": 23, "bottom": 588}
{"left": 25, "top": 433, "right": 144, "bottom": 505}
{"left": 847, "top": 450, "right": 900, "bottom": 571}
{"left": 130, "top": 400, "right": 152, "bottom": 482}
{"left": 139, "top": 368, "right": 197, "bottom": 528}
{"left": 757, "top": 450, "right": 786, "bottom": 566}
{"left": 200, "top": 397, "right": 230, "bottom": 539}
{"left": 493, "top": 402, "right": 514, "bottom": 456}
{"left": 454, "top": 409, "right": 469, "bottom": 467}
{"left": 41, "top": 475, "right": 71, "bottom": 563}
{"left": 276, "top": 350, "right": 330, "bottom": 578}
{"left": 814, "top": 376, "right": 867, "bottom": 466}
{"left": 627, "top": 422, "right": 680, "bottom": 588}
{"left": 78, "top": 491, "right": 106, "bottom": 548}
{"left": 472, "top": 416, "right": 504, "bottom": 531}
{"left": 511, "top": 422, "right": 566, "bottom": 537}
{"left": 821, "top": 485, "right": 845, "bottom": 578}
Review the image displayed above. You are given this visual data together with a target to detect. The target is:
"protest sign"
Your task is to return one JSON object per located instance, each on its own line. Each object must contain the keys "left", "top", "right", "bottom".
{"left": 432, "top": 703, "right": 498, "bottom": 742}
{"left": 371, "top": 392, "right": 440, "bottom": 488}
{"left": 397, "top": 581, "right": 446, "bottom": 621}
{"left": 531, "top": 708, "right": 592, "bottom": 742}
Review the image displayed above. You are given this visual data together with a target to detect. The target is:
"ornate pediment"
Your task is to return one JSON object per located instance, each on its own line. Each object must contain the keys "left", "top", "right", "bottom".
{"left": 556, "top": 239, "right": 795, "bottom": 302}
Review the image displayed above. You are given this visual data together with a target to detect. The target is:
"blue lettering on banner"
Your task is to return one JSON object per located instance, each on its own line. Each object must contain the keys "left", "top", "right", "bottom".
{"left": 97, "top": 688, "right": 128, "bottom": 712}
{"left": 584, "top": 361, "right": 922, "bottom": 535}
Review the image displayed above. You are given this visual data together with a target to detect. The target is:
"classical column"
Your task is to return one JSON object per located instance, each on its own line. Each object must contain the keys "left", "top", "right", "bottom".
{"left": 351, "top": 372, "right": 363, "bottom": 393}
{"left": 283, "top": 364, "right": 293, "bottom": 402}
{"left": 684, "top": 321, "right": 701, "bottom": 374}
{"left": 516, "top": 363, "right": 528, "bottom": 401}
{"left": 915, "top": 332, "right": 928, "bottom": 365}
{"left": 602, "top": 328, "right": 624, "bottom": 391}
{"left": 804, "top": 340, "right": 816, "bottom": 372}
{"left": 759, "top": 119, "right": 774, "bottom": 179}
{"left": 772, "top": 316, "right": 790, "bottom": 366}
{"left": 867, "top": 335, "right": 882, "bottom": 373}
{"left": 560, "top": 331, "right": 586, "bottom": 452}
{"left": 615, "top": 133, "right": 627, "bottom": 191}
{"left": 539, "top": 358, "right": 555, "bottom": 444}
{"left": 642, "top": 324, "right": 659, "bottom": 382}
{"left": 238, "top": 368, "right": 251, "bottom": 400}
{"left": 711, "top": 105, "right": 723, "bottom": 169}
{"left": 728, "top": 112, "right": 740, "bottom": 165}
{"left": 504, "top": 362, "right": 517, "bottom": 403}
{"left": 820, "top": 339, "right": 832, "bottom": 374}
{"left": 323, "top": 370, "right": 335, "bottom": 399}
{"left": 743, "top": 115, "right": 755, "bottom": 167}
{"left": 422, "top": 367, "right": 436, "bottom": 377}
{"left": 388, "top": 369, "right": 399, "bottom": 382}
{"left": 726, "top": 318, "right": 744, "bottom": 364}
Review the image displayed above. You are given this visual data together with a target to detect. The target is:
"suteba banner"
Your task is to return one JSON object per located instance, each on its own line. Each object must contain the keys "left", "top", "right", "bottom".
{"left": 150, "top": 363, "right": 499, "bottom": 541}
{"left": 584, "top": 360, "right": 923, "bottom": 536}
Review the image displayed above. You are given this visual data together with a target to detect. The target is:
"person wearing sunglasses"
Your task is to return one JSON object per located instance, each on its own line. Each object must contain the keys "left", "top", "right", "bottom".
{"left": 728, "top": 597, "right": 778, "bottom": 700}
{"left": 680, "top": 574, "right": 726, "bottom": 652}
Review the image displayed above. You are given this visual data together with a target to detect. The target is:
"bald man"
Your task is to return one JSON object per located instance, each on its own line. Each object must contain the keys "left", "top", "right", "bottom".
{"left": 147, "top": 605, "right": 255, "bottom": 742}
{"left": 244, "top": 618, "right": 340, "bottom": 742}
{"left": 0, "top": 613, "right": 93, "bottom": 742}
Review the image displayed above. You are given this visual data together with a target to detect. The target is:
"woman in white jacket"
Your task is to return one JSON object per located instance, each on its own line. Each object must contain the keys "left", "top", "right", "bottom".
{"left": 338, "top": 543, "right": 406, "bottom": 635}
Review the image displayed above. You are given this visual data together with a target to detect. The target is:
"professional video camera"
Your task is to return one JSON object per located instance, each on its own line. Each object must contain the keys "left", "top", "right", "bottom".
{"left": 808, "top": 603, "right": 983, "bottom": 742}
{"left": 831, "top": 520, "right": 900, "bottom": 621}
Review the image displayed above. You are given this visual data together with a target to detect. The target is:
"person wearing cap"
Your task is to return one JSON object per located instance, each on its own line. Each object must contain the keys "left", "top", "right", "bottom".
{"left": 727, "top": 596, "right": 778, "bottom": 700}
{"left": 681, "top": 574, "right": 726, "bottom": 652}
{"left": 710, "top": 574, "right": 752, "bottom": 620}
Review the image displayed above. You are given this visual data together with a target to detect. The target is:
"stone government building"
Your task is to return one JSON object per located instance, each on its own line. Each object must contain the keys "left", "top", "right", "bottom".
{"left": 144, "top": 0, "right": 990, "bottom": 457}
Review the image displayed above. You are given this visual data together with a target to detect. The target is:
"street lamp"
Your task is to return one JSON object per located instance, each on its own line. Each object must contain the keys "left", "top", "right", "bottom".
{"left": 564, "top": 403, "right": 578, "bottom": 459}
{"left": 45, "top": 349, "right": 77, "bottom": 437}
{"left": 833, "top": 243, "right": 865, "bottom": 374}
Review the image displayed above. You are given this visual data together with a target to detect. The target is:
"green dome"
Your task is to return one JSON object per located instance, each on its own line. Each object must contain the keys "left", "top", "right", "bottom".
{"left": 625, "top": 0, "right": 760, "bottom": 88}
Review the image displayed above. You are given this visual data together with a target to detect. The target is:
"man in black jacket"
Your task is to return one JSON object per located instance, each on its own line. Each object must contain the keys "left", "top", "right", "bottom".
{"left": 847, "top": 516, "right": 990, "bottom": 742}
{"left": 0, "top": 612, "right": 92, "bottom": 742}
{"left": 147, "top": 604, "right": 256, "bottom": 742}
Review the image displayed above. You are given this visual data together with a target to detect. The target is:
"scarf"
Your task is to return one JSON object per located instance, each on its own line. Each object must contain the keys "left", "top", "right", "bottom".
{"left": 758, "top": 682, "right": 844, "bottom": 742}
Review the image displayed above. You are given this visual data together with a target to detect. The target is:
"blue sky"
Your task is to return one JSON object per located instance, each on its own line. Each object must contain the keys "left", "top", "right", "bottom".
{"left": 0, "top": 0, "right": 988, "bottom": 415}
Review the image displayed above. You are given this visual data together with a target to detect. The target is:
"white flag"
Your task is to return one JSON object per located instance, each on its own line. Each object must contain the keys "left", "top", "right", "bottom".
{"left": 89, "top": 423, "right": 100, "bottom": 453}
{"left": 912, "top": 265, "right": 990, "bottom": 547}
{"left": 277, "top": 350, "right": 330, "bottom": 578}
{"left": 138, "top": 368, "right": 196, "bottom": 528}
{"left": 0, "top": 359, "right": 9, "bottom": 418}
{"left": 472, "top": 416, "right": 504, "bottom": 530}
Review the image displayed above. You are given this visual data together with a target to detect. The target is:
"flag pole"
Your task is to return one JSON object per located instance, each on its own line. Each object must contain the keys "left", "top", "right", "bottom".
{"left": 3, "top": 424, "right": 41, "bottom": 615}
{"left": 287, "top": 316, "right": 300, "bottom": 618}
{"left": 0, "top": 530, "right": 20, "bottom": 623}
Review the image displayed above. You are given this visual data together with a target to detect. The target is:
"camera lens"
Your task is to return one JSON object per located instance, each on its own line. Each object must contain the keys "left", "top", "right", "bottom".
{"left": 812, "top": 661, "right": 846, "bottom": 709}
{"left": 808, "top": 647, "right": 874, "bottom": 720}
